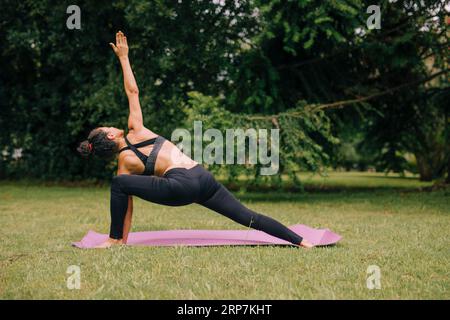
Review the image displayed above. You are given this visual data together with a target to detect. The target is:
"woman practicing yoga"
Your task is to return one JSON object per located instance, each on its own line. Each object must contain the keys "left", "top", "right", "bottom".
{"left": 77, "top": 31, "right": 312, "bottom": 249}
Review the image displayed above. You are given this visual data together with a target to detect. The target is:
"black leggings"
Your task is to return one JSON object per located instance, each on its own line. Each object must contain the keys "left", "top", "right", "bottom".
{"left": 109, "top": 164, "right": 303, "bottom": 245}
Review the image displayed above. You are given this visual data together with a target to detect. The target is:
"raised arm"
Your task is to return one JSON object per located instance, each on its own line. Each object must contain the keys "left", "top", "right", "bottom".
{"left": 110, "top": 31, "right": 143, "bottom": 132}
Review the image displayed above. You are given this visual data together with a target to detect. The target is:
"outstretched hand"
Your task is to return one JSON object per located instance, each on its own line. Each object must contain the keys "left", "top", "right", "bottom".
{"left": 109, "top": 31, "right": 129, "bottom": 59}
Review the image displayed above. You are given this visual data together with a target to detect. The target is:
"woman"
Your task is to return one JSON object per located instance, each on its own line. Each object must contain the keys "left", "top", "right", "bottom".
{"left": 78, "top": 31, "right": 312, "bottom": 249}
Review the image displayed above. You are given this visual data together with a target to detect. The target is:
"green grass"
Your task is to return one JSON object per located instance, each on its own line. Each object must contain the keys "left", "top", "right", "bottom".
{"left": 0, "top": 173, "right": 448, "bottom": 299}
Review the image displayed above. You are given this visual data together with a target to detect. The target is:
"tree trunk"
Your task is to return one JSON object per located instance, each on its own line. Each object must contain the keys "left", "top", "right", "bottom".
{"left": 446, "top": 159, "right": 450, "bottom": 184}
{"left": 415, "top": 154, "right": 433, "bottom": 181}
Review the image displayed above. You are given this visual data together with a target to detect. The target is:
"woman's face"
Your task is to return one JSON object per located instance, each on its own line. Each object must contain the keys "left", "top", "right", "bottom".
{"left": 99, "top": 127, "right": 124, "bottom": 141}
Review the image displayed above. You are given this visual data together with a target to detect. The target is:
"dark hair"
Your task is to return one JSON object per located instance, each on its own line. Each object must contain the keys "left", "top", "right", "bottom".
{"left": 77, "top": 128, "right": 118, "bottom": 159}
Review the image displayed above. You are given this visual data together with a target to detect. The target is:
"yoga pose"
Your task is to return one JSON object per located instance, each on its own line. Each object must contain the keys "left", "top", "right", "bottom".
{"left": 77, "top": 31, "right": 312, "bottom": 249}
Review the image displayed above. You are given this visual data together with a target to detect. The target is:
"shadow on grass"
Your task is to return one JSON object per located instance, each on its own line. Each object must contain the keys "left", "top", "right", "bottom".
{"left": 232, "top": 187, "right": 448, "bottom": 203}
{"left": 121, "top": 243, "right": 341, "bottom": 250}
{"left": 1, "top": 176, "right": 446, "bottom": 201}
{"left": 356, "top": 175, "right": 423, "bottom": 180}
{"left": 225, "top": 183, "right": 410, "bottom": 193}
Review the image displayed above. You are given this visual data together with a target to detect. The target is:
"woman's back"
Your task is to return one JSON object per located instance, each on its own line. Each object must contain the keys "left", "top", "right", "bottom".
{"left": 119, "top": 127, "right": 197, "bottom": 176}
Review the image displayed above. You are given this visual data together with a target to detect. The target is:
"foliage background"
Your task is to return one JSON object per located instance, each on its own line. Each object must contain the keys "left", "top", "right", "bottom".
{"left": 0, "top": 0, "right": 448, "bottom": 183}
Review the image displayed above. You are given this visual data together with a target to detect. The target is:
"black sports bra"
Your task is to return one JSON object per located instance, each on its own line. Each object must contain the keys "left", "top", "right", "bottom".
{"left": 118, "top": 135, "right": 166, "bottom": 176}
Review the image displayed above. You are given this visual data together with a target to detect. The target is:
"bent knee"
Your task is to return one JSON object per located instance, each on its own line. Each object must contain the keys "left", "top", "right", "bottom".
{"left": 111, "top": 174, "right": 132, "bottom": 191}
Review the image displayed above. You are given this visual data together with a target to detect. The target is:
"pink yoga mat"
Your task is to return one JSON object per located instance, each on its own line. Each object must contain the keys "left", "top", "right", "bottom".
{"left": 73, "top": 224, "right": 341, "bottom": 249}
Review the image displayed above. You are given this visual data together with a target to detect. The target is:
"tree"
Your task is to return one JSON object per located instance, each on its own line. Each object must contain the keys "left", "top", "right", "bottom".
{"left": 1, "top": 0, "right": 448, "bottom": 184}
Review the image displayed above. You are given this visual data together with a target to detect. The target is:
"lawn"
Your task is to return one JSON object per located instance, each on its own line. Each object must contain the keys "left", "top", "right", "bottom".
{"left": 0, "top": 172, "right": 448, "bottom": 299}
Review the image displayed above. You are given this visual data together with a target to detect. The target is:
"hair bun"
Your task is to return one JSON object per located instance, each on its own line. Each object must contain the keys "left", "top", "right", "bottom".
{"left": 77, "top": 140, "right": 93, "bottom": 157}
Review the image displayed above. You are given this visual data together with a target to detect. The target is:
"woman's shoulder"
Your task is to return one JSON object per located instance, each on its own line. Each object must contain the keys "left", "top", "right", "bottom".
{"left": 126, "top": 127, "right": 159, "bottom": 142}
{"left": 118, "top": 152, "right": 144, "bottom": 173}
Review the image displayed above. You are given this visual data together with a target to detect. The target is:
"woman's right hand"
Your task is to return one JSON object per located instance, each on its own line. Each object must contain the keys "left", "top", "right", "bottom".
{"left": 109, "top": 31, "right": 129, "bottom": 59}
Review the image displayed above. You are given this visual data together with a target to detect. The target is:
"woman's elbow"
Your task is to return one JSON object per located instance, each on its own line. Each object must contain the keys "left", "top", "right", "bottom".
{"left": 126, "top": 87, "right": 139, "bottom": 95}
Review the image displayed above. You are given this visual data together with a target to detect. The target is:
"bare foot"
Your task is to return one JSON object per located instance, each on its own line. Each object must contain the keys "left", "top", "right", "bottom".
{"left": 299, "top": 239, "right": 314, "bottom": 249}
{"left": 95, "top": 238, "right": 124, "bottom": 249}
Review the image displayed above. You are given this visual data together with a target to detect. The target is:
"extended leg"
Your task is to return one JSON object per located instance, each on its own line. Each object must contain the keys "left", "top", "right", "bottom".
{"left": 199, "top": 184, "right": 303, "bottom": 246}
